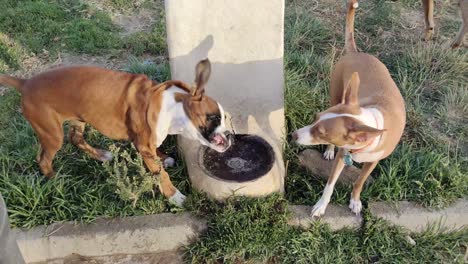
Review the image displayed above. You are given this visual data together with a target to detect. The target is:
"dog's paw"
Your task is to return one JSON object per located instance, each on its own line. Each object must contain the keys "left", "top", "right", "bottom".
{"left": 323, "top": 149, "right": 335, "bottom": 160}
{"left": 163, "top": 157, "right": 175, "bottom": 168}
{"left": 349, "top": 198, "right": 362, "bottom": 215}
{"left": 169, "top": 189, "right": 186, "bottom": 207}
{"left": 311, "top": 199, "right": 329, "bottom": 217}
{"left": 98, "top": 151, "right": 113, "bottom": 162}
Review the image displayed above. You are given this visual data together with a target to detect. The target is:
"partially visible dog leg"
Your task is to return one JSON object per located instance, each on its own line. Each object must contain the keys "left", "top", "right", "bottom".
{"left": 323, "top": 144, "right": 335, "bottom": 160}
{"left": 422, "top": 0, "right": 435, "bottom": 41}
{"left": 156, "top": 148, "right": 175, "bottom": 168}
{"left": 30, "top": 119, "right": 64, "bottom": 178}
{"left": 349, "top": 161, "right": 378, "bottom": 215}
{"left": 136, "top": 141, "right": 186, "bottom": 207}
{"left": 68, "top": 120, "right": 112, "bottom": 162}
{"left": 451, "top": 0, "right": 468, "bottom": 48}
{"left": 312, "top": 148, "right": 345, "bottom": 217}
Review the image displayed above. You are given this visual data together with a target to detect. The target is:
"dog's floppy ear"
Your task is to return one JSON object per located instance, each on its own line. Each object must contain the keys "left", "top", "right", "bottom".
{"left": 192, "top": 58, "right": 211, "bottom": 101}
{"left": 341, "top": 72, "right": 360, "bottom": 105}
{"left": 347, "top": 123, "right": 385, "bottom": 143}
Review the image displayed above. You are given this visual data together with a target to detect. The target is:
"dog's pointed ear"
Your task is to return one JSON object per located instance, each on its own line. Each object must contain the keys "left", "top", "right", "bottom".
{"left": 347, "top": 123, "right": 385, "bottom": 143}
{"left": 192, "top": 58, "right": 211, "bottom": 101}
{"left": 341, "top": 72, "right": 360, "bottom": 105}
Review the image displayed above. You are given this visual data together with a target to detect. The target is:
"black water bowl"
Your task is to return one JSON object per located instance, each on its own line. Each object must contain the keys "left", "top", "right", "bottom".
{"left": 199, "top": 134, "right": 275, "bottom": 183}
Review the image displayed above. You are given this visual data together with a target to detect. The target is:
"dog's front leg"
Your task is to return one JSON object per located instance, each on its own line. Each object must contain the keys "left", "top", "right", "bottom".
{"left": 311, "top": 148, "right": 345, "bottom": 217}
{"left": 349, "top": 161, "right": 378, "bottom": 215}
{"left": 136, "top": 143, "right": 186, "bottom": 207}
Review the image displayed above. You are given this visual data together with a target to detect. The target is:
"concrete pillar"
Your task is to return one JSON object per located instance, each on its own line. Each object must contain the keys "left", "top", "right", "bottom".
{"left": 165, "top": 0, "right": 285, "bottom": 199}
{"left": 0, "top": 194, "right": 25, "bottom": 264}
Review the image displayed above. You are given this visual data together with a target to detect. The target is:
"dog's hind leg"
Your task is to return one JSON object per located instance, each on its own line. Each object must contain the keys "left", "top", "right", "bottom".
{"left": 68, "top": 120, "right": 112, "bottom": 162}
{"left": 452, "top": 0, "right": 468, "bottom": 48}
{"left": 422, "top": 0, "right": 435, "bottom": 41}
{"left": 29, "top": 118, "right": 64, "bottom": 178}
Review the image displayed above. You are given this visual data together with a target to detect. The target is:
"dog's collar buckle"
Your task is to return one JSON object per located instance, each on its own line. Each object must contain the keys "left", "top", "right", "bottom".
{"left": 343, "top": 150, "right": 354, "bottom": 166}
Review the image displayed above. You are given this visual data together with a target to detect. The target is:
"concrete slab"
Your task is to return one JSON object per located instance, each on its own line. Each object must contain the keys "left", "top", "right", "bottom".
{"left": 33, "top": 250, "right": 184, "bottom": 264}
{"left": 369, "top": 199, "right": 468, "bottom": 232}
{"left": 289, "top": 205, "right": 363, "bottom": 231}
{"left": 165, "top": 0, "right": 285, "bottom": 199}
{"left": 13, "top": 200, "right": 467, "bottom": 262}
{"left": 13, "top": 213, "right": 206, "bottom": 264}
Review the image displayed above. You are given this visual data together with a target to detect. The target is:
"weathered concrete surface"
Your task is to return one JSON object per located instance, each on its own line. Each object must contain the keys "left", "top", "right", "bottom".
{"left": 33, "top": 250, "right": 184, "bottom": 264}
{"left": 14, "top": 200, "right": 468, "bottom": 263}
{"left": 166, "top": 0, "right": 285, "bottom": 199}
{"left": 13, "top": 213, "right": 206, "bottom": 264}
{"left": 289, "top": 205, "right": 363, "bottom": 231}
{"left": 369, "top": 199, "right": 468, "bottom": 231}
{"left": 298, "top": 149, "right": 374, "bottom": 186}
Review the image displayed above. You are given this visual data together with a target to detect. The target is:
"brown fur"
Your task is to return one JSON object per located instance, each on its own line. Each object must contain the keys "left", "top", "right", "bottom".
{"left": 0, "top": 64, "right": 217, "bottom": 200}
{"left": 423, "top": 0, "right": 468, "bottom": 48}
{"left": 295, "top": 0, "right": 406, "bottom": 211}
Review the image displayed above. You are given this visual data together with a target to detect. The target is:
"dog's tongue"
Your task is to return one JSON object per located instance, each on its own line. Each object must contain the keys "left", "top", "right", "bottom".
{"left": 212, "top": 134, "right": 224, "bottom": 145}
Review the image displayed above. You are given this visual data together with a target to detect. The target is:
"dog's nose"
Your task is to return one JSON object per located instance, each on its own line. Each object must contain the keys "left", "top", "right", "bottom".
{"left": 292, "top": 131, "right": 298, "bottom": 142}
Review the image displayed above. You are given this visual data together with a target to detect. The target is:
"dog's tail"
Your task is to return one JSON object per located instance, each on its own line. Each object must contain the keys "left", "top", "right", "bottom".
{"left": 0, "top": 74, "right": 26, "bottom": 93}
{"left": 345, "top": 0, "right": 359, "bottom": 53}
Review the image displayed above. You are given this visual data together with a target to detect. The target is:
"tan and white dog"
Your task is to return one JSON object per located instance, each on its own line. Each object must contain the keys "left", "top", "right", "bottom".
{"left": 0, "top": 59, "right": 233, "bottom": 206}
{"left": 423, "top": 0, "right": 467, "bottom": 48}
{"left": 292, "top": 0, "right": 406, "bottom": 216}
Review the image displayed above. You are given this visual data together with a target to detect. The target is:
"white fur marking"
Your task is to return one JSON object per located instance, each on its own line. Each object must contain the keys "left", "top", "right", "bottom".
{"left": 294, "top": 125, "right": 313, "bottom": 145}
{"left": 353, "top": 2, "right": 359, "bottom": 8}
{"left": 349, "top": 198, "right": 362, "bottom": 215}
{"left": 163, "top": 157, "right": 175, "bottom": 168}
{"left": 323, "top": 145, "right": 335, "bottom": 160}
{"left": 100, "top": 151, "right": 113, "bottom": 162}
{"left": 169, "top": 189, "right": 186, "bottom": 207}
{"left": 311, "top": 184, "right": 334, "bottom": 217}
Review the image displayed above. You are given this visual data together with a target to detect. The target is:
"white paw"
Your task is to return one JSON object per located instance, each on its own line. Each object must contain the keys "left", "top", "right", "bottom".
{"left": 163, "top": 157, "right": 175, "bottom": 168}
{"left": 311, "top": 199, "right": 329, "bottom": 217}
{"left": 168, "top": 189, "right": 186, "bottom": 207}
{"left": 100, "top": 151, "right": 113, "bottom": 162}
{"left": 323, "top": 149, "right": 335, "bottom": 160}
{"left": 349, "top": 198, "right": 362, "bottom": 215}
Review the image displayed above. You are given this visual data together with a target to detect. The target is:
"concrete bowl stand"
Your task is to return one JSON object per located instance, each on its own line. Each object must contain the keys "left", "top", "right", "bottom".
{"left": 165, "top": 0, "right": 285, "bottom": 199}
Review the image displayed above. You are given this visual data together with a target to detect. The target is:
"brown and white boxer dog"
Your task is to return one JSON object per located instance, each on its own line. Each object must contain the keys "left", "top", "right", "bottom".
{"left": 0, "top": 59, "right": 233, "bottom": 206}
{"left": 292, "top": 0, "right": 406, "bottom": 216}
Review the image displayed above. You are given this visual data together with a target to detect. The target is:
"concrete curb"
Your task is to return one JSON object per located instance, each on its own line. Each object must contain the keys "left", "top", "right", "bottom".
{"left": 289, "top": 205, "right": 363, "bottom": 230}
{"left": 369, "top": 199, "right": 468, "bottom": 232}
{"left": 12, "top": 199, "right": 467, "bottom": 263}
{"left": 13, "top": 213, "right": 206, "bottom": 264}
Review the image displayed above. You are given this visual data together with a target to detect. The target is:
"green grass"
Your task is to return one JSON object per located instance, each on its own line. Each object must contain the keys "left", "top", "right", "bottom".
{"left": 186, "top": 194, "right": 468, "bottom": 263}
{"left": 0, "top": 58, "right": 186, "bottom": 228}
{"left": 284, "top": 0, "right": 468, "bottom": 208}
{"left": 0, "top": 0, "right": 121, "bottom": 71}
{"left": 0, "top": 0, "right": 467, "bottom": 261}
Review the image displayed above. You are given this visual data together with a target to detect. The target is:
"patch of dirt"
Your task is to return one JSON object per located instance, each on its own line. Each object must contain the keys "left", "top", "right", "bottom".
{"left": 112, "top": 9, "right": 158, "bottom": 36}
{"left": 6, "top": 52, "right": 129, "bottom": 80}
{"left": 401, "top": 8, "right": 424, "bottom": 32}
{"left": 83, "top": 0, "right": 161, "bottom": 36}
{"left": 38, "top": 250, "right": 183, "bottom": 264}
{"left": 53, "top": 53, "right": 128, "bottom": 70}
